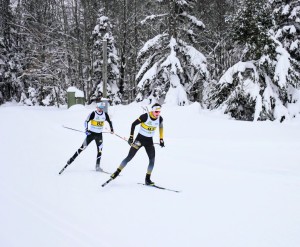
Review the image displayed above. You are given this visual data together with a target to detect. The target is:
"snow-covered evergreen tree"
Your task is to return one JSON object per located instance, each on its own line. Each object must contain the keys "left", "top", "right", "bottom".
{"left": 135, "top": 0, "right": 209, "bottom": 106}
{"left": 91, "top": 8, "right": 120, "bottom": 105}
{"left": 0, "top": 2, "right": 24, "bottom": 104}
{"left": 1, "top": 1, "right": 66, "bottom": 107}
{"left": 272, "top": 0, "right": 300, "bottom": 61}
{"left": 208, "top": 0, "right": 300, "bottom": 121}
{"left": 271, "top": 0, "right": 300, "bottom": 119}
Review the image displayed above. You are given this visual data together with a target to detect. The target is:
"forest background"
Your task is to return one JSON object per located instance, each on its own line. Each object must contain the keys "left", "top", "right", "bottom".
{"left": 0, "top": 0, "right": 299, "bottom": 121}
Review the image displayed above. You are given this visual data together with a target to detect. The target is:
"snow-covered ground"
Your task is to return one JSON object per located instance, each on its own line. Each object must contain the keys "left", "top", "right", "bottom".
{"left": 1, "top": 102, "right": 300, "bottom": 247}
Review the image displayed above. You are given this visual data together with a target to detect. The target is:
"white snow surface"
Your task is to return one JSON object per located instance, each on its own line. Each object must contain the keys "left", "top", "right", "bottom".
{"left": 67, "top": 86, "right": 78, "bottom": 93}
{"left": 1, "top": 102, "right": 300, "bottom": 247}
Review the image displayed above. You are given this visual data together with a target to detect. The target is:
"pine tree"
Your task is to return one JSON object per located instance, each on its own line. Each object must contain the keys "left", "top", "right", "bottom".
{"left": 135, "top": 0, "right": 209, "bottom": 105}
{"left": 271, "top": 0, "right": 300, "bottom": 118}
{"left": 231, "top": 0, "right": 273, "bottom": 61}
{"left": 208, "top": 0, "right": 300, "bottom": 121}
{"left": 91, "top": 8, "right": 121, "bottom": 104}
{"left": 272, "top": 0, "right": 300, "bottom": 61}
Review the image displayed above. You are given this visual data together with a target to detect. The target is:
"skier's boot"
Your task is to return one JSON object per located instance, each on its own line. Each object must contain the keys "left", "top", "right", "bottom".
{"left": 95, "top": 159, "right": 103, "bottom": 172}
{"left": 111, "top": 168, "right": 121, "bottom": 179}
{"left": 145, "top": 174, "right": 155, "bottom": 185}
{"left": 95, "top": 164, "right": 103, "bottom": 172}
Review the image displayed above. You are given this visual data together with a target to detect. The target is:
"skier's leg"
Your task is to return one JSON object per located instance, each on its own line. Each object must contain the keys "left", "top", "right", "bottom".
{"left": 144, "top": 145, "right": 155, "bottom": 185}
{"left": 111, "top": 142, "right": 141, "bottom": 179}
{"left": 120, "top": 146, "right": 139, "bottom": 168}
{"left": 67, "top": 135, "right": 93, "bottom": 165}
{"left": 95, "top": 134, "right": 103, "bottom": 171}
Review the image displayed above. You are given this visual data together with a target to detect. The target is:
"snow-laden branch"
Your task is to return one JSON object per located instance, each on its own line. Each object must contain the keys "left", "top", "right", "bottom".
{"left": 137, "top": 62, "right": 159, "bottom": 88}
{"left": 140, "top": 14, "right": 168, "bottom": 25}
{"left": 137, "top": 34, "right": 167, "bottom": 58}
{"left": 136, "top": 54, "right": 156, "bottom": 80}
{"left": 160, "top": 37, "right": 183, "bottom": 74}
{"left": 219, "top": 61, "right": 258, "bottom": 85}
{"left": 180, "top": 12, "right": 205, "bottom": 29}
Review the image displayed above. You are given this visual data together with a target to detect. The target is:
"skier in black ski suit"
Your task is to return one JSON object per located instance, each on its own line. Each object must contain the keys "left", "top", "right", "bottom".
{"left": 110, "top": 103, "right": 165, "bottom": 185}
{"left": 65, "top": 102, "right": 114, "bottom": 171}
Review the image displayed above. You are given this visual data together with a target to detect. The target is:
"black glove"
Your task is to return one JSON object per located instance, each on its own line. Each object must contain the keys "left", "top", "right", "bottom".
{"left": 128, "top": 135, "right": 134, "bottom": 145}
{"left": 160, "top": 138, "right": 165, "bottom": 147}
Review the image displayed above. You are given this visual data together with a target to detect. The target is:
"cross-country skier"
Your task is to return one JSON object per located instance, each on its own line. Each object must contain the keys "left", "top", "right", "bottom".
{"left": 110, "top": 103, "right": 165, "bottom": 185}
{"left": 65, "top": 102, "right": 114, "bottom": 171}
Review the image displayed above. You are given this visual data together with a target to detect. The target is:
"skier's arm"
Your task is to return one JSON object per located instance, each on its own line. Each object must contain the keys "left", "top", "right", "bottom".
{"left": 159, "top": 116, "right": 165, "bottom": 147}
{"left": 105, "top": 113, "right": 114, "bottom": 132}
{"left": 84, "top": 112, "right": 95, "bottom": 130}
{"left": 130, "top": 113, "right": 147, "bottom": 136}
{"left": 159, "top": 116, "right": 164, "bottom": 139}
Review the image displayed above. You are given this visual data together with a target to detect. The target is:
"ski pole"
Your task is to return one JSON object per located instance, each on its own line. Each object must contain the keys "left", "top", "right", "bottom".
{"left": 104, "top": 127, "right": 128, "bottom": 142}
{"left": 105, "top": 128, "right": 160, "bottom": 146}
{"left": 114, "top": 132, "right": 160, "bottom": 146}
{"left": 63, "top": 125, "right": 110, "bottom": 134}
{"left": 114, "top": 133, "right": 128, "bottom": 142}
{"left": 62, "top": 125, "right": 84, "bottom": 133}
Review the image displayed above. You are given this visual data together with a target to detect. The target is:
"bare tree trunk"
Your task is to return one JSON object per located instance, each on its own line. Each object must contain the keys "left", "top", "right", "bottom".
{"left": 0, "top": 0, "right": 11, "bottom": 47}
{"left": 168, "top": 0, "right": 176, "bottom": 39}
{"left": 73, "top": 0, "right": 84, "bottom": 92}
{"left": 132, "top": 0, "right": 138, "bottom": 102}
{"left": 60, "top": 0, "right": 72, "bottom": 86}
{"left": 119, "top": 0, "right": 128, "bottom": 95}
{"left": 0, "top": 0, "right": 11, "bottom": 100}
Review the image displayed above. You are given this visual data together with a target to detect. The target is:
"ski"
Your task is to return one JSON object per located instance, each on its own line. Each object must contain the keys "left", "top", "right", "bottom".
{"left": 100, "top": 170, "right": 112, "bottom": 175}
{"left": 137, "top": 183, "right": 181, "bottom": 193}
{"left": 59, "top": 165, "right": 112, "bottom": 175}
{"left": 92, "top": 168, "right": 112, "bottom": 175}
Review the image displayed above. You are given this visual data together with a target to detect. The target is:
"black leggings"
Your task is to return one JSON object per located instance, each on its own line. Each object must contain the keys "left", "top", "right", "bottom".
{"left": 119, "top": 134, "right": 155, "bottom": 174}
{"left": 68, "top": 132, "right": 103, "bottom": 165}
